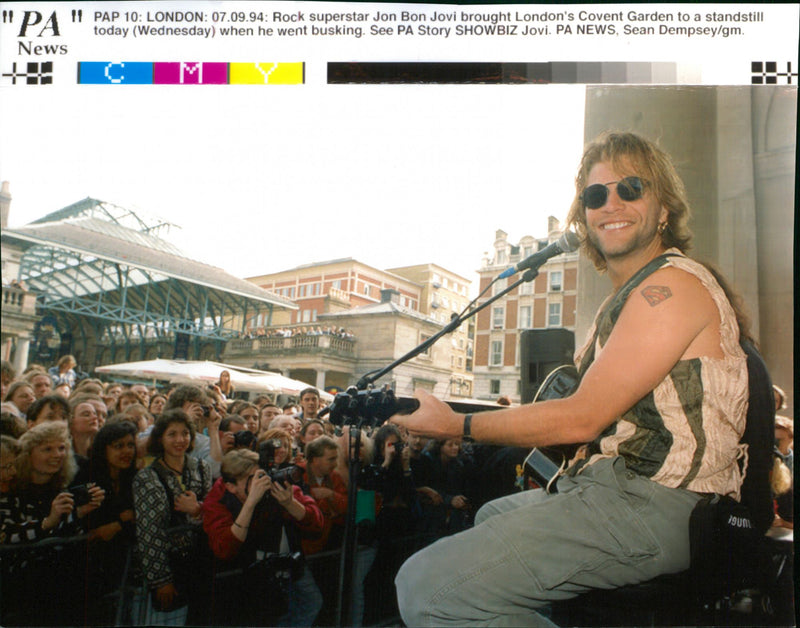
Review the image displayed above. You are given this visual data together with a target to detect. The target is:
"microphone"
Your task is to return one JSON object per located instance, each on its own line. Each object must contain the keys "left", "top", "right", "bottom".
{"left": 498, "top": 231, "right": 581, "bottom": 279}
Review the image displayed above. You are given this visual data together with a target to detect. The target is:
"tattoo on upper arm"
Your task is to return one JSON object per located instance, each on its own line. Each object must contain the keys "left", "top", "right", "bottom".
{"left": 641, "top": 285, "right": 673, "bottom": 307}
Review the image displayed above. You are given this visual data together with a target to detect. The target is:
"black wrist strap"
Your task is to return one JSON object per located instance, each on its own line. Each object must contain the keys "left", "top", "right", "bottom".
{"left": 463, "top": 413, "right": 474, "bottom": 443}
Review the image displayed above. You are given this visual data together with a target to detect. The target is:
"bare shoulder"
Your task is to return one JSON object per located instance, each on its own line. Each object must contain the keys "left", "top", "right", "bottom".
{"left": 632, "top": 266, "right": 716, "bottom": 316}
{"left": 617, "top": 265, "right": 722, "bottom": 359}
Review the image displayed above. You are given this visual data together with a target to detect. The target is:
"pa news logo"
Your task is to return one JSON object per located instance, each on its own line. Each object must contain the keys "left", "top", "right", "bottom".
{"left": 751, "top": 62, "right": 797, "bottom": 85}
{"left": 1, "top": 9, "right": 72, "bottom": 85}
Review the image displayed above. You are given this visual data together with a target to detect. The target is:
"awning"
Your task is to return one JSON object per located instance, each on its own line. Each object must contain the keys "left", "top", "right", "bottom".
{"left": 95, "top": 359, "right": 333, "bottom": 401}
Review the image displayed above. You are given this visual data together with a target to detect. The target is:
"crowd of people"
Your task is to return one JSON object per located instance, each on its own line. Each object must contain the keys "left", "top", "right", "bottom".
{"left": 241, "top": 326, "right": 355, "bottom": 340}
{"left": 1, "top": 360, "right": 496, "bottom": 627}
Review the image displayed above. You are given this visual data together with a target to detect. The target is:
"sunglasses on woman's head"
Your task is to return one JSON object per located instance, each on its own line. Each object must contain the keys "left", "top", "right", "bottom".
{"left": 582, "top": 176, "right": 646, "bottom": 209}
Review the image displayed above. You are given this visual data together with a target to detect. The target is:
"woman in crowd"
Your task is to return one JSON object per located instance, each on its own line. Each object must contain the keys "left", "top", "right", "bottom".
{"left": 116, "top": 403, "right": 155, "bottom": 469}
{"left": 118, "top": 403, "right": 153, "bottom": 435}
{"left": 4, "top": 381, "right": 36, "bottom": 420}
{"left": 87, "top": 395, "right": 109, "bottom": 428}
{"left": 1, "top": 421, "right": 104, "bottom": 544}
{"left": 25, "top": 394, "right": 70, "bottom": 428}
{"left": 1, "top": 422, "right": 104, "bottom": 623}
{"left": 133, "top": 409, "right": 212, "bottom": 625}
{"left": 267, "top": 415, "right": 303, "bottom": 461}
{"left": 115, "top": 390, "right": 141, "bottom": 415}
{"left": 237, "top": 402, "right": 260, "bottom": 434}
{"left": 74, "top": 421, "right": 138, "bottom": 613}
{"left": 300, "top": 419, "right": 326, "bottom": 449}
{"left": 258, "top": 427, "right": 295, "bottom": 468}
{"left": 422, "top": 438, "right": 473, "bottom": 536}
{"left": 0, "top": 421, "right": 103, "bottom": 626}
{"left": 68, "top": 393, "right": 102, "bottom": 463}
{"left": 365, "top": 424, "right": 419, "bottom": 621}
{"left": 371, "top": 424, "right": 418, "bottom": 533}
{"left": 215, "top": 370, "right": 235, "bottom": 400}
{"left": 48, "top": 354, "right": 78, "bottom": 389}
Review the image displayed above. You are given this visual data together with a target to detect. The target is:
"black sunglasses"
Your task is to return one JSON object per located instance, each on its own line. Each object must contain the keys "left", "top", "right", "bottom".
{"left": 582, "top": 176, "right": 646, "bottom": 209}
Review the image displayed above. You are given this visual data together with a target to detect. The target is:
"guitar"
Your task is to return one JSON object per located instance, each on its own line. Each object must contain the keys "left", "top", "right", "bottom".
{"left": 523, "top": 364, "right": 581, "bottom": 494}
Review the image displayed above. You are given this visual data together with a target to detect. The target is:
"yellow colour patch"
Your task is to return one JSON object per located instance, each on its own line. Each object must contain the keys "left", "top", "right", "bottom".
{"left": 229, "top": 63, "right": 304, "bottom": 84}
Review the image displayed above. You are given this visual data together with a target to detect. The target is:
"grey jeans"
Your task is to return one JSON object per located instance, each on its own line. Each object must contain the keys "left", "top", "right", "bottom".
{"left": 395, "top": 457, "right": 702, "bottom": 627}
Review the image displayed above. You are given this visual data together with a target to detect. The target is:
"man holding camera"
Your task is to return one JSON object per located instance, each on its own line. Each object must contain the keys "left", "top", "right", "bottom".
{"left": 202, "top": 449, "right": 324, "bottom": 626}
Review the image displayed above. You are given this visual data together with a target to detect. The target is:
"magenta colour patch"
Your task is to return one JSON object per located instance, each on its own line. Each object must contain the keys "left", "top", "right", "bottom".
{"left": 153, "top": 62, "right": 228, "bottom": 84}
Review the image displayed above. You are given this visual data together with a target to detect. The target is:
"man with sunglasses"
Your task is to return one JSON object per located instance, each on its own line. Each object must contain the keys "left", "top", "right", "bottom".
{"left": 392, "top": 132, "right": 749, "bottom": 626}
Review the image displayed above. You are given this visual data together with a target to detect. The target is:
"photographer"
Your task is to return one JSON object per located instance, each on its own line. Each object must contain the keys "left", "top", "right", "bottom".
{"left": 219, "top": 415, "right": 251, "bottom": 454}
{"left": 202, "top": 449, "right": 324, "bottom": 626}
{"left": 364, "top": 424, "right": 419, "bottom": 621}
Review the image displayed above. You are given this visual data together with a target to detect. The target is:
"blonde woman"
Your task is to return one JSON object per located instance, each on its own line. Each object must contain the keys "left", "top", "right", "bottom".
{"left": 2, "top": 422, "right": 104, "bottom": 544}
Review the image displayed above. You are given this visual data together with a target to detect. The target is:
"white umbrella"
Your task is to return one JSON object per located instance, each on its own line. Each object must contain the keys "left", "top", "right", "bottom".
{"left": 95, "top": 359, "right": 332, "bottom": 400}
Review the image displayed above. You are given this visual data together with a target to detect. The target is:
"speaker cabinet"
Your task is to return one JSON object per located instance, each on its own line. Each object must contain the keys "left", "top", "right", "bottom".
{"left": 519, "top": 329, "right": 575, "bottom": 404}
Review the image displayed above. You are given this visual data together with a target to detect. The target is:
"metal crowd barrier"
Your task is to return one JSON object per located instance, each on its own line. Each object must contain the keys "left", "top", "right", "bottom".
{"left": 0, "top": 528, "right": 442, "bottom": 627}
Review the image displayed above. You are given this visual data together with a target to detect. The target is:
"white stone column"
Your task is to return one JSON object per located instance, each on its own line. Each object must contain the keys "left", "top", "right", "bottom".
{"left": 315, "top": 370, "right": 327, "bottom": 390}
{"left": 12, "top": 336, "right": 30, "bottom": 373}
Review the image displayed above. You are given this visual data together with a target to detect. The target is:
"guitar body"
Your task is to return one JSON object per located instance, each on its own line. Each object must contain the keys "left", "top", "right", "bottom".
{"left": 524, "top": 364, "right": 581, "bottom": 493}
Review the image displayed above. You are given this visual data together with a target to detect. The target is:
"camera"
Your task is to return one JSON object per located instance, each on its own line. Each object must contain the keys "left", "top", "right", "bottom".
{"left": 393, "top": 441, "right": 406, "bottom": 455}
{"left": 257, "top": 439, "right": 303, "bottom": 487}
{"left": 69, "top": 484, "right": 92, "bottom": 507}
{"left": 249, "top": 551, "right": 304, "bottom": 582}
{"left": 269, "top": 465, "right": 304, "bottom": 486}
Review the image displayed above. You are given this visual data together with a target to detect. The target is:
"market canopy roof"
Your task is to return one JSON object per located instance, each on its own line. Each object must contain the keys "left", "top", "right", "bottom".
{"left": 95, "top": 359, "right": 333, "bottom": 400}
{"left": 2, "top": 198, "right": 296, "bottom": 341}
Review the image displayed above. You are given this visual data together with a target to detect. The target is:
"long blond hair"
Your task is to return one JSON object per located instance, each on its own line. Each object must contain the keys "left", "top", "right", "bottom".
{"left": 16, "top": 422, "right": 76, "bottom": 490}
{"left": 566, "top": 131, "right": 693, "bottom": 272}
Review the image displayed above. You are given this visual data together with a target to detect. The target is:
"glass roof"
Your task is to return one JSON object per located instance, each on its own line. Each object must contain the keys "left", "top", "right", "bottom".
{"left": 2, "top": 199, "right": 296, "bottom": 341}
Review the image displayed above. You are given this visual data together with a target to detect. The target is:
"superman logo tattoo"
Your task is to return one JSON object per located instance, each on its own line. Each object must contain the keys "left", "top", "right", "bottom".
{"left": 641, "top": 285, "right": 673, "bottom": 307}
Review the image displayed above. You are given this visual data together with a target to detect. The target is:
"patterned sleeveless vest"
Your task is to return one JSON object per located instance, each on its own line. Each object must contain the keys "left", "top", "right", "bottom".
{"left": 573, "top": 250, "right": 749, "bottom": 498}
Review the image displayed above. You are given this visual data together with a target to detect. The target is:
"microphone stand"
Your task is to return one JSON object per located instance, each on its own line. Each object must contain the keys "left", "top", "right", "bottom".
{"left": 333, "top": 266, "right": 542, "bottom": 627}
